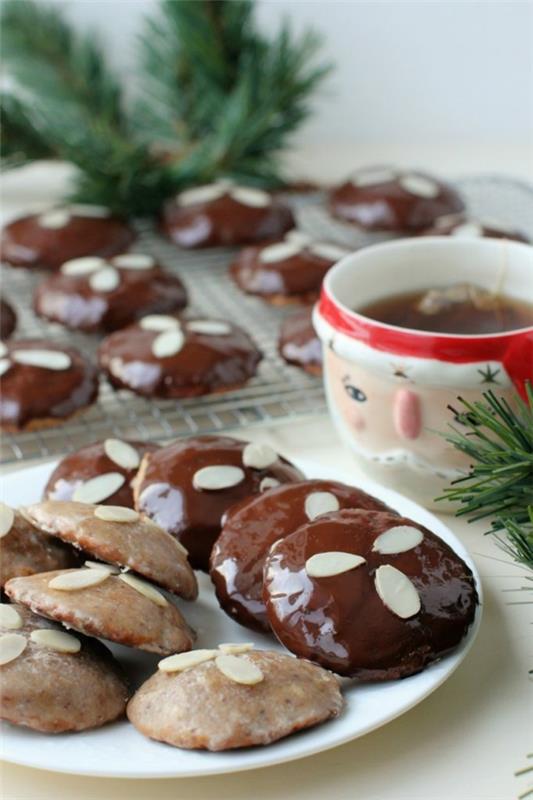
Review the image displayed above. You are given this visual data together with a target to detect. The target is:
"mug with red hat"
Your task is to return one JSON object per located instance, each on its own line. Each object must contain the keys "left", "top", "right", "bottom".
{"left": 313, "top": 236, "right": 533, "bottom": 507}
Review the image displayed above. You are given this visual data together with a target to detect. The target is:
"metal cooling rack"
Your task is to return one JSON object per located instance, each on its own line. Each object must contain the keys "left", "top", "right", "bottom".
{"left": 1, "top": 175, "right": 532, "bottom": 463}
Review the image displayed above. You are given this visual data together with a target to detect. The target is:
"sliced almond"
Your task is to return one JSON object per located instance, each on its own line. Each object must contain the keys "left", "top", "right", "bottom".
{"left": 140, "top": 315, "right": 181, "bottom": 332}
{"left": 0, "top": 502, "right": 15, "bottom": 538}
{"left": 372, "top": 525, "right": 424, "bottom": 554}
{"left": 152, "top": 329, "right": 185, "bottom": 358}
{"left": 451, "top": 222, "right": 483, "bottom": 238}
{"left": 61, "top": 256, "right": 107, "bottom": 276}
{"left": 374, "top": 564, "right": 421, "bottom": 619}
{"left": 0, "top": 605, "right": 22, "bottom": 629}
{"left": 0, "top": 358, "right": 11, "bottom": 377}
{"left": 38, "top": 209, "right": 71, "bottom": 229}
{"left": 187, "top": 320, "right": 231, "bottom": 336}
{"left": 0, "top": 633, "right": 27, "bottom": 665}
{"left": 230, "top": 186, "right": 271, "bottom": 208}
{"left": 193, "top": 465, "right": 245, "bottom": 491}
{"left": 242, "top": 442, "right": 278, "bottom": 470}
{"left": 118, "top": 573, "right": 168, "bottom": 606}
{"left": 308, "top": 242, "right": 349, "bottom": 262}
{"left": 285, "top": 230, "right": 311, "bottom": 247}
{"left": 94, "top": 505, "right": 139, "bottom": 523}
{"left": 178, "top": 184, "right": 226, "bottom": 207}
{"left": 259, "top": 241, "right": 302, "bottom": 264}
{"left": 30, "top": 628, "right": 81, "bottom": 653}
{"left": 304, "top": 491, "right": 340, "bottom": 521}
{"left": 352, "top": 167, "right": 396, "bottom": 187}
{"left": 218, "top": 642, "right": 254, "bottom": 655}
{"left": 158, "top": 649, "right": 218, "bottom": 672}
{"left": 305, "top": 551, "right": 366, "bottom": 578}
{"left": 69, "top": 204, "right": 111, "bottom": 218}
{"left": 399, "top": 174, "right": 439, "bottom": 198}
{"left": 72, "top": 472, "right": 125, "bottom": 503}
{"left": 12, "top": 349, "right": 71, "bottom": 370}
{"left": 259, "top": 476, "right": 280, "bottom": 492}
{"left": 84, "top": 560, "right": 120, "bottom": 575}
{"left": 0, "top": 342, "right": 8, "bottom": 357}
{"left": 215, "top": 654, "right": 264, "bottom": 685}
{"left": 89, "top": 266, "right": 120, "bottom": 292}
{"left": 112, "top": 253, "right": 154, "bottom": 270}
{"left": 48, "top": 569, "right": 110, "bottom": 591}
{"left": 104, "top": 438, "right": 140, "bottom": 470}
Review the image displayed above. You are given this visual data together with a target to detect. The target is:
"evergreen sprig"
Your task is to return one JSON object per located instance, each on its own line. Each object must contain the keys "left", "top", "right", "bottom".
{"left": 0, "top": 0, "right": 331, "bottom": 214}
{"left": 438, "top": 386, "right": 533, "bottom": 571}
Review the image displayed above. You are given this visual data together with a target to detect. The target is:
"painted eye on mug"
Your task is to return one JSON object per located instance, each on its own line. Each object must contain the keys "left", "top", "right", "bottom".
{"left": 344, "top": 384, "right": 367, "bottom": 402}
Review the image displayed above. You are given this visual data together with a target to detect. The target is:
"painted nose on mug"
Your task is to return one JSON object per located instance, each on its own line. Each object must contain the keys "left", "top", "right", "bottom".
{"left": 393, "top": 388, "right": 422, "bottom": 439}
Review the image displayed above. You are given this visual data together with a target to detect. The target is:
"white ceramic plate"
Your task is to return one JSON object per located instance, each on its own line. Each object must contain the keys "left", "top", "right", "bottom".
{"left": 0, "top": 458, "right": 482, "bottom": 778}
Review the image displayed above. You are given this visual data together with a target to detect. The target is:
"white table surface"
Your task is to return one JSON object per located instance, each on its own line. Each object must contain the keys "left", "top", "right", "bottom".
{"left": 1, "top": 152, "right": 532, "bottom": 800}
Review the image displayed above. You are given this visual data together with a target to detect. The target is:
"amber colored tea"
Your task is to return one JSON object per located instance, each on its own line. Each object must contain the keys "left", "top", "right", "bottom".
{"left": 358, "top": 283, "right": 533, "bottom": 334}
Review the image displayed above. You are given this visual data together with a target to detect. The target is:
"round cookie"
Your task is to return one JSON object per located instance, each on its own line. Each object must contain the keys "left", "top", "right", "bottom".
{"left": 0, "top": 603, "right": 129, "bottom": 733}
{"left": 278, "top": 307, "right": 322, "bottom": 375}
{"left": 127, "top": 647, "right": 343, "bottom": 751}
{"left": 44, "top": 438, "right": 159, "bottom": 508}
{"left": 263, "top": 509, "right": 479, "bottom": 680}
{"left": 0, "top": 339, "right": 98, "bottom": 432}
{"left": 5, "top": 568, "right": 195, "bottom": 655}
{"left": 162, "top": 181, "right": 293, "bottom": 248}
{"left": 329, "top": 166, "right": 465, "bottom": 233}
{"left": 0, "top": 205, "right": 136, "bottom": 270}
{"left": 230, "top": 231, "right": 349, "bottom": 305}
{"left": 99, "top": 315, "right": 262, "bottom": 399}
{"left": 22, "top": 500, "right": 198, "bottom": 600}
{"left": 34, "top": 253, "right": 188, "bottom": 333}
{"left": 1, "top": 298, "right": 17, "bottom": 339}
{"left": 420, "top": 213, "right": 531, "bottom": 242}
{"left": 134, "top": 435, "right": 305, "bottom": 571}
{"left": 0, "top": 503, "right": 77, "bottom": 588}
{"left": 211, "top": 480, "right": 393, "bottom": 632}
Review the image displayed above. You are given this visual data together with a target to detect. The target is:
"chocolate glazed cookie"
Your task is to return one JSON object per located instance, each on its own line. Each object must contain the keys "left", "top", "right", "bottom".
{"left": 1, "top": 206, "right": 136, "bottom": 270}
{"left": 420, "top": 213, "right": 531, "bottom": 242}
{"left": 263, "top": 509, "right": 478, "bottom": 680}
{"left": 162, "top": 182, "right": 294, "bottom": 248}
{"left": 210, "top": 480, "right": 393, "bottom": 632}
{"left": 1, "top": 299, "right": 17, "bottom": 339}
{"left": 278, "top": 307, "right": 322, "bottom": 374}
{"left": 134, "top": 436, "right": 305, "bottom": 570}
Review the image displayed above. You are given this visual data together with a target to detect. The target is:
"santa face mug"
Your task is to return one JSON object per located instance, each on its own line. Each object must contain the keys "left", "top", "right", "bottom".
{"left": 314, "top": 236, "right": 533, "bottom": 507}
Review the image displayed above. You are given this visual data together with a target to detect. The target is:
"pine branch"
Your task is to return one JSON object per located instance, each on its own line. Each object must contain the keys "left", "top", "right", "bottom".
{"left": 0, "top": 93, "right": 57, "bottom": 168}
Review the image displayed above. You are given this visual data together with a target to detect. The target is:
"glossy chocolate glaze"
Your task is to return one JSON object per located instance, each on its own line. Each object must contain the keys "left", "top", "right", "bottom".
{"left": 329, "top": 170, "right": 464, "bottom": 232}
{"left": 1, "top": 213, "right": 136, "bottom": 270}
{"left": 264, "top": 509, "right": 478, "bottom": 680}
{"left": 162, "top": 194, "right": 294, "bottom": 249}
{"left": 134, "top": 435, "right": 305, "bottom": 571}
{"left": 34, "top": 262, "right": 188, "bottom": 333}
{"left": 211, "top": 479, "right": 393, "bottom": 632}
{"left": 278, "top": 308, "right": 322, "bottom": 374}
{"left": 0, "top": 339, "right": 98, "bottom": 431}
{"left": 420, "top": 214, "right": 530, "bottom": 242}
{"left": 99, "top": 317, "right": 262, "bottom": 399}
{"left": 1, "top": 298, "right": 17, "bottom": 339}
{"left": 230, "top": 245, "right": 334, "bottom": 303}
{"left": 44, "top": 439, "right": 160, "bottom": 508}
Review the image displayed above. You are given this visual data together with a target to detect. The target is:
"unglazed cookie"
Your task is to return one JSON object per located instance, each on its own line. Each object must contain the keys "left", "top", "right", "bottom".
{"left": 22, "top": 501, "right": 197, "bottom": 600}
{"left": 211, "top": 480, "right": 393, "bottom": 632}
{"left": 44, "top": 438, "right": 159, "bottom": 508}
{"left": 420, "top": 213, "right": 531, "bottom": 242}
{"left": 0, "top": 339, "right": 98, "bottom": 432}
{"left": 0, "top": 603, "right": 129, "bottom": 733}
{"left": 6, "top": 568, "right": 195, "bottom": 655}
{"left": 329, "top": 167, "right": 465, "bottom": 233}
{"left": 127, "top": 648, "right": 343, "bottom": 751}
{"left": 278, "top": 307, "right": 322, "bottom": 374}
{"left": 1, "top": 298, "right": 17, "bottom": 339}
{"left": 162, "top": 181, "right": 293, "bottom": 248}
{"left": 134, "top": 435, "right": 305, "bottom": 570}
{"left": 0, "top": 503, "right": 77, "bottom": 588}
{"left": 34, "top": 253, "right": 188, "bottom": 332}
{"left": 99, "top": 315, "right": 262, "bottom": 399}
{"left": 230, "top": 231, "right": 349, "bottom": 305}
{"left": 0, "top": 205, "right": 136, "bottom": 270}
{"left": 263, "top": 509, "right": 479, "bottom": 680}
